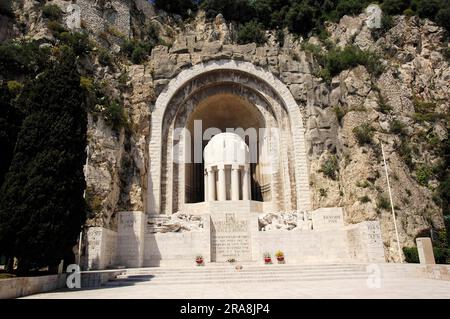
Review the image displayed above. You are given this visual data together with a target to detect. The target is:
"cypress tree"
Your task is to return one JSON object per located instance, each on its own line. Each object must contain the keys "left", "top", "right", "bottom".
{"left": 0, "top": 85, "right": 23, "bottom": 187}
{"left": 0, "top": 47, "right": 87, "bottom": 274}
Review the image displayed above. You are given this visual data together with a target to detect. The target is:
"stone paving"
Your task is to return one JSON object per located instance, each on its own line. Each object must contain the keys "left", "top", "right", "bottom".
{"left": 24, "top": 278, "right": 450, "bottom": 299}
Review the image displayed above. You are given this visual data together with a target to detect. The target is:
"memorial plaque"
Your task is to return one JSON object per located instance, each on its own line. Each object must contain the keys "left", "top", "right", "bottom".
{"left": 311, "top": 208, "right": 344, "bottom": 231}
{"left": 210, "top": 213, "right": 252, "bottom": 262}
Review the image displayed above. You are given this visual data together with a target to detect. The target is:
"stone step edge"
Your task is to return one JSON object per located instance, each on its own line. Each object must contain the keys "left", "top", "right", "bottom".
{"left": 105, "top": 275, "right": 369, "bottom": 286}
{"left": 118, "top": 269, "right": 368, "bottom": 278}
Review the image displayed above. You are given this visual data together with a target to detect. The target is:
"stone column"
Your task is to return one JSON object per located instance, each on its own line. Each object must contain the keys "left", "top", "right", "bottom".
{"left": 204, "top": 169, "right": 208, "bottom": 202}
{"left": 242, "top": 166, "right": 250, "bottom": 200}
{"left": 218, "top": 164, "right": 226, "bottom": 201}
{"left": 231, "top": 164, "right": 240, "bottom": 200}
{"left": 207, "top": 167, "right": 216, "bottom": 201}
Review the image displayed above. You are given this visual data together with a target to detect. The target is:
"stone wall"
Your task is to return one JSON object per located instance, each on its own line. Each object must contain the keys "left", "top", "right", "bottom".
{"left": 77, "top": 0, "right": 131, "bottom": 38}
{"left": 0, "top": 274, "right": 67, "bottom": 299}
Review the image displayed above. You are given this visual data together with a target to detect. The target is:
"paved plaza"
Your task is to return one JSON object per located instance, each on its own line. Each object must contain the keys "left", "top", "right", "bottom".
{"left": 24, "top": 278, "right": 450, "bottom": 299}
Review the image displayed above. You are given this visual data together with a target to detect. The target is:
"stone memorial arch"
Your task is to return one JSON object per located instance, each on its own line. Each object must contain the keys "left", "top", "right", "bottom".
{"left": 85, "top": 60, "right": 385, "bottom": 269}
{"left": 147, "top": 60, "right": 311, "bottom": 216}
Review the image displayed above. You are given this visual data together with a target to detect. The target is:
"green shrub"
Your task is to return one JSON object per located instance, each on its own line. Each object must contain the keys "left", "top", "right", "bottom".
{"left": 336, "top": 0, "right": 366, "bottom": 17}
{"left": 377, "top": 195, "right": 391, "bottom": 211}
{"left": 389, "top": 119, "right": 405, "bottom": 135}
{"left": 154, "top": 0, "right": 197, "bottom": 18}
{"left": 381, "top": 0, "right": 411, "bottom": 15}
{"left": 237, "top": 20, "right": 266, "bottom": 45}
{"left": 412, "top": 98, "right": 441, "bottom": 123}
{"left": 319, "top": 188, "right": 328, "bottom": 197}
{"left": 398, "top": 139, "right": 414, "bottom": 169}
{"left": 359, "top": 195, "right": 371, "bottom": 203}
{"left": 320, "top": 155, "right": 339, "bottom": 180}
{"left": 47, "top": 20, "right": 66, "bottom": 34}
{"left": 434, "top": 247, "right": 450, "bottom": 264}
{"left": 55, "top": 31, "right": 91, "bottom": 56}
{"left": 144, "top": 23, "right": 161, "bottom": 47}
{"left": 42, "top": 4, "right": 62, "bottom": 21}
{"left": 98, "top": 49, "right": 113, "bottom": 66}
{"left": 378, "top": 95, "right": 392, "bottom": 114}
{"left": 80, "top": 76, "right": 94, "bottom": 92}
{"left": 404, "top": 246, "right": 449, "bottom": 264}
{"left": 6, "top": 80, "right": 23, "bottom": 95}
{"left": 436, "top": 7, "right": 450, "bottom": 31}
{"left": 403, "top": 247, "right": 419, "bottom": 263}
{"left": 131, "top": 46, "right": 148, "bottom": 64}
{"left": 356, "top": 180, "right": 370, "bottom": 188}
{"left": 104, "top": 101, "right": 128, "bottom": 130}
{"left": 333, "top": 106, "right": 346, "bottom": 124}
{"left": 301, "top": 42, "right": 323, "bottom": 57}
{"left": 121, "top": 40, "right": 152, "bottom": 64}
{"left": 0, "top": 41, "right": 50, "bottom": 78}
{"left": 415, "top": 165, "right": 432, "bottom": 186}
{"left": 322, "top": 46, "right": 384, "bottom": 79}
{"left": 285, "top": 2, "right": 316, "bottom": 36}
{"left": 353, "top": 123, "right": 374, "bottom": 145}
{"left": 415, "top": 0, "right": 442, "bottom": 20}
{"left": 403, "top": 8, "right": 415, "bottom": 17}
{"left": 275, "top": 29, "right": 285, "bottom": 47}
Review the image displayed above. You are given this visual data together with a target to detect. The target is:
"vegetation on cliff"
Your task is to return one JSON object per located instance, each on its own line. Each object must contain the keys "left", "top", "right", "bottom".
{"left": 153, "top": 0, "right": 450, "bottom": 37}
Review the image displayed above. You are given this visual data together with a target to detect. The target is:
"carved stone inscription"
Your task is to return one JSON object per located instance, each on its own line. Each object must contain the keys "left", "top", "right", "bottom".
{"left": 211, "top": 213, "right": 252, "bottom": 262}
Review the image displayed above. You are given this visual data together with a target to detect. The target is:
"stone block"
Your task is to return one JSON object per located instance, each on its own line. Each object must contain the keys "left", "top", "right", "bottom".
{"left": 416, "top": 237, "right": 435, "bottom": 264}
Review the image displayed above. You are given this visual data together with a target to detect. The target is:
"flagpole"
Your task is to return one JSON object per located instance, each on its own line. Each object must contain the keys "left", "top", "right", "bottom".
{"left": 381, "top": 141, "right": 403, "bottom": 263}
{"left": 77, "top": 231, "right": 83, "bottom": 266}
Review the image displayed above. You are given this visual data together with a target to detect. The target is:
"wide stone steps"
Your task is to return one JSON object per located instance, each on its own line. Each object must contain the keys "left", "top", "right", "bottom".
{"left": 105, "top": 264, "right": 370, "bottom": 286}
{"left": 122, "top": 263, "right": 367, "bottom": 273}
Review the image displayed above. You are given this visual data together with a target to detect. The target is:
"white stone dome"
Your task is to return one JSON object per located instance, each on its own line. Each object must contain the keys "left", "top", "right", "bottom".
{"left": 204, "top": 133, "right": 249, "bottom": 167}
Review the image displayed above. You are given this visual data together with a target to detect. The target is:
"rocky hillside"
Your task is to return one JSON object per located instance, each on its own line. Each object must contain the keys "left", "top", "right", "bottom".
{"left": 1, "top": 0, "right": 449, "bottom": 261}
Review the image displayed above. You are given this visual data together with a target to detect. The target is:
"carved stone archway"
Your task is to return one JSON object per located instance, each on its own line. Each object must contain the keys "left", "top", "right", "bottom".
{"left": 147, "top": 60, "right": 311, "bottom": 215}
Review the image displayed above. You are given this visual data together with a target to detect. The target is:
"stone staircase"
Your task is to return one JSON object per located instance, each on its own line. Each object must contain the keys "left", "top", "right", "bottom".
{"left": 104, "top": 263, "right": 370, "bottom": 286}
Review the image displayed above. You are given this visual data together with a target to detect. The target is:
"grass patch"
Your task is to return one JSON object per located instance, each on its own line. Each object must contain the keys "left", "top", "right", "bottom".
{"left": 353, "top": 123, "right": 374, "bottom": 145}
{"left": 376, "top": 195, "right": 391, "bottom": 211}
{"left": 320, "top": 155, "right": 339, "bottom": 180}
{"left": 42, "top": 4, "right": 62, "bottom": 21}
{"left": 412, "top": 98, "right": 441, "bottom": 123}
{"left": 415, "top": 165, "right": 432, "bottom": 186}
{"left": 390, "top": 119, "right": 406, "bottom": 135}
{"left": 359, "top": 195, "right": 371, "bottom": 203}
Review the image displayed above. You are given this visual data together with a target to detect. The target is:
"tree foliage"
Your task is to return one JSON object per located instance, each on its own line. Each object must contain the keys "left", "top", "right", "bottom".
{"left": 153, "top": 0, "right": 450, "bottom": 38}
{"left": 0, "top": 48, "right": 87, "bottom": 274}
{"left": 237, "top": 21, "right": 267, "bottom": 44}
{"left": 0, "top": 86, "right": 23, "bottom": 187}
{"left": 154, "top": 0, "right": 197, "bottom": 18}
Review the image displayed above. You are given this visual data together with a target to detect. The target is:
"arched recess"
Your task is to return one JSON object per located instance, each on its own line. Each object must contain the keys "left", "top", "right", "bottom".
{"left": 147, "top": 60, "right": 311, "bottom": 215}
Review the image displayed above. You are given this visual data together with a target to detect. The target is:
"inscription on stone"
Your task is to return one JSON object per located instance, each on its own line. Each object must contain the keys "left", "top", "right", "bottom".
{"left": 311, "top": 208, "right": 344, "bottom": 231}
{"left": 211, "top": 213, "right": 252, "bottom": 262}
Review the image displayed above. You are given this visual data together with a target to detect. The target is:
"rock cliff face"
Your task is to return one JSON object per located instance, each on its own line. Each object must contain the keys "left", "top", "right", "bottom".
{"left": 4, "top": 1, "right": 448, "bottom": 261}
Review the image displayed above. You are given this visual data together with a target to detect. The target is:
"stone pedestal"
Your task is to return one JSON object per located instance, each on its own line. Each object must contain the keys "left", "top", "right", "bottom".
{"left": 117, "top": 211, "right": 146, "bottom": 268}
{"left": 85, "top": 227, "right": 118, "bottom": 270}
{"left": 416, "top": 237, "right": 435, "bottom": 264}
